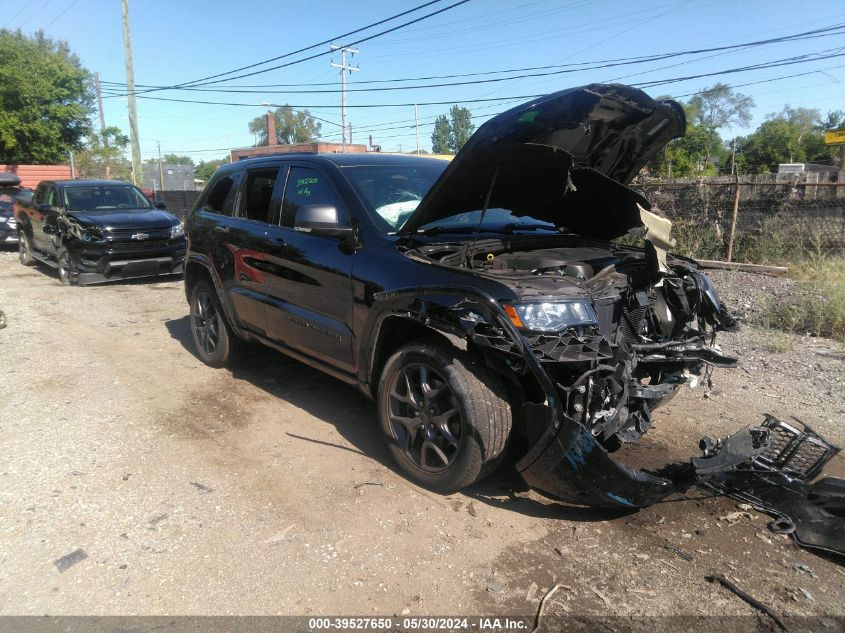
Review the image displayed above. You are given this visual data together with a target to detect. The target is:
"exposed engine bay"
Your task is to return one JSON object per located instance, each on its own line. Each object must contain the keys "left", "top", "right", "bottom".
{"left": 409, "top": 234, "right": 738, "bottom": 451}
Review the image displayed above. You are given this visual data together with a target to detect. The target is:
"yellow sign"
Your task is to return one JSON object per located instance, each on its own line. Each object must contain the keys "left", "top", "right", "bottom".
{"left": 824, "top": 129, "right": 845, "bottom": 145}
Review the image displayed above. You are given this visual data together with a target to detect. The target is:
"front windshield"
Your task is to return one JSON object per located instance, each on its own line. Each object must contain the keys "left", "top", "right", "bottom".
{"left": 63, "top": 185, "right": 153, "bottom": 211}
{"left": 341, "top": 162, "right": 557, "bottom": 235}
{"left": 418, "top": 208, "right": 556, "bottom": 233}
{"left": 342, "top": 163, "right": 446, "bottom": 232}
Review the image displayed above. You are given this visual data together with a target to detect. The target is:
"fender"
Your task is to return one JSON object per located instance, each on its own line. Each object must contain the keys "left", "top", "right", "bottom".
{"left": 360, "top": 284, "right": 516, "bottom": 388}
{"left": 185, "top": 252, "right": 248, "bottom": 339}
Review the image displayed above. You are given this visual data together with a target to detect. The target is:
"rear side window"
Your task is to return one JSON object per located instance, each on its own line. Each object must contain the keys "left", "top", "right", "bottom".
{"left": 281, "top": 166, "right": 343, "bottom": 228}
{"left": 203, "top": 172, "right": 240, "bottom": 216}
{"left": 34, "top": 184, "right": 47, "bottom": 205}
{"left": 239, "top": 168, "right": 280, "bottom": 223}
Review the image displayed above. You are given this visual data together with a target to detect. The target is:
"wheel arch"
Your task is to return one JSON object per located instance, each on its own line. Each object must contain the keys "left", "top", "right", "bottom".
{"left": 184, "top": 253, "right": 243, "bottom": 338}
{"left": 366, "top": 315, "right": 457, "bottom": 398}
{"left": 361, "top": 286, "right": 527, "bottom": 401}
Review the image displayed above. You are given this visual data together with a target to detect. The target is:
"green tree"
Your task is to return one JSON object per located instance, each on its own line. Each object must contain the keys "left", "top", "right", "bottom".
{"left": 736, "top": 106, "right": 840, "bottom": 173}
{"left": 75, "top": 126, "right": 131, "bottom": 180}
{"left": 687, "top": 83, "right": 754, "bottom": 167}
{"left": 0, "top": 29, "right": 93, "bottom": 163}
{"left": 162, "top": 153, "right": 194, "bottom": 166}
{"left": 647, "top": 100, "right": 725, "bottom": 178}
{"left": 248, "top": 105, "right": 322, "bottom": 145}
{"left": 448, "top": 105, "right": 474, "bottom": 152}
{"left": 431, "top": 115, "right": 450, "bottom": 154}
{"left": 195, "top": 157, "right": 229, "bottom": 182}
{"left": 145, "top": 154, "right": 193, "bottom": 165}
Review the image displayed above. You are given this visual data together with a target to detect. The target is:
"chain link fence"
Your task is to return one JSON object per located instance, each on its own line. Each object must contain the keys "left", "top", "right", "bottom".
{"left": 631, "top": 178, "right": 845, "bottom": 263}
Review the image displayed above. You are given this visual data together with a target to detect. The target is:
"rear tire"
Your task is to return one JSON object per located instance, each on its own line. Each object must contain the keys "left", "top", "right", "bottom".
{"left": 189, "top": 279, "right": 242, "bottom": 368}
{"left": 18, "top": 231, "right": 35, "bottom": 266}
{"left": 377, "top": 339, "right": 511, "bottom": 492}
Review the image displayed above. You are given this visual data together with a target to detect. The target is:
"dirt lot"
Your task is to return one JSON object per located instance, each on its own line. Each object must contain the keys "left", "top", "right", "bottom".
{"left": 1, "top": 249, "right": 844, "bottom": 621}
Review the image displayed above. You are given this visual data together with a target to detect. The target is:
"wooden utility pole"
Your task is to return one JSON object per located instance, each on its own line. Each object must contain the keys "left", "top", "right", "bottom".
{"left": 121, "top": 0, "right": 142, "bottom": 185}
{"left": 94, "top": 72, "right": 111, "bottom": 178}
{"left": 415, "top": 104, "right": 420, "bottom": 154}
{"left": 157, "top": 140, "right": 165, "bottom": 195}
{"left": 726, "top": 175, "right": 741, "bottom": 262}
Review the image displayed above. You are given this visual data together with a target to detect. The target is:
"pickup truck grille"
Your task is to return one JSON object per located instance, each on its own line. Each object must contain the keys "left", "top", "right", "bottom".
{"left": 109, "top": 237, "right": 171, "bottom": 251}
{"left": 107, "top": 226, "right": 172, "bottom": 242}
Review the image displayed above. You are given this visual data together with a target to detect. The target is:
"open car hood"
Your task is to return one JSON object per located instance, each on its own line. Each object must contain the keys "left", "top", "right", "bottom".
{"left": 399, "top": 84, "right": 685, "bottom": 239}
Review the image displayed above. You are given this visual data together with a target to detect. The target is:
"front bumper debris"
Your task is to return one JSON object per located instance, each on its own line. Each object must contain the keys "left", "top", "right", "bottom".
{"left": 702, "top": 415, "right": 844, "bottom": 557}
{"left": 518, "top": 410, "right": 845, "bottom": 556}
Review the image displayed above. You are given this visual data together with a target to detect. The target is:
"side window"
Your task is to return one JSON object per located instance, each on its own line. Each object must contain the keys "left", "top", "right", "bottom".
{"left": 203, "top": 172, "right": 240, "bottom": 216}
{"left": 46, "top": 187, "right": 57, "bottom": 207}
{"left": 238, "top": 168, "right": 280, "bottom": 223}
{"left": 34, "top": 184, "right": 46, "bottom": 205}
{"left": 281, "top": 166, "right": 344, "bottom": 228}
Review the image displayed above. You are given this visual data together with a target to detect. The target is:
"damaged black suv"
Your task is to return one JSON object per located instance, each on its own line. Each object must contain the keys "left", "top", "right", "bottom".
{"left": 185, "top": 84, "right": 745, "bottom": 506}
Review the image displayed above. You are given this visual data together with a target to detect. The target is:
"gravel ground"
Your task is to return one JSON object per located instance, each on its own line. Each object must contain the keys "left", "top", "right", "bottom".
{"left": 0, "top": 250, "right": 843, "bottom": 621}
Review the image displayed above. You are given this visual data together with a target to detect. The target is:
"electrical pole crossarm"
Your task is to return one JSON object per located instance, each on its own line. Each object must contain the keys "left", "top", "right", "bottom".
{"left": 330, "top": 44, "right": 360, "bottom": 152}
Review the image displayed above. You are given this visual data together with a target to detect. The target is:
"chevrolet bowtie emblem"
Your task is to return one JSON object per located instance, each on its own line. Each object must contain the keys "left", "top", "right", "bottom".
{"left": 131, "top": 232, "right": 149, "bottom": 240}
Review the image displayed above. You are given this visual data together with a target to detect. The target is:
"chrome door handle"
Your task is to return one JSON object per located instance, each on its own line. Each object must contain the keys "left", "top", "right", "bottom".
{"left": 214, "top": 225, "right": 231, "bottom": 234}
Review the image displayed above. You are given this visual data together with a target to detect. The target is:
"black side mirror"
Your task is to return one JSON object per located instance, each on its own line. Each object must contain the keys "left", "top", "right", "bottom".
{"left": 294, "top": 205, "right": 353, "bottom": 239}
{"left": 155, "top": 201, "right": 167, "bottom": 209}
{"left": 37, "top": 203, "right": 53, "bottom": 214}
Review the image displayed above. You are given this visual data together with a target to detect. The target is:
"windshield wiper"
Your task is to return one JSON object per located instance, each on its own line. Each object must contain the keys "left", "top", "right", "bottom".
{"left": 420, "top": 225, "right": 512, "bottom": 236}
{"left": 499, "top": 223, "right": 558, "bottom": 232}
{"left": 420, "top": 223, "right": 558, "bottom": 236}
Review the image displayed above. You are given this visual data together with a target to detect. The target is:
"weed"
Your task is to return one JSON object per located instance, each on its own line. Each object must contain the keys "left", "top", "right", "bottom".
{"left": 763, "top": 257, "right": 845, "bottom": 342}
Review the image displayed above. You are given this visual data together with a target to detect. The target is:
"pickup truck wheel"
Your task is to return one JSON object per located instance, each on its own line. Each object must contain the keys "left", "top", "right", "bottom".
{"left": 378, "top": 339, "right": 511, "bottom": 492}
{"left": 57, "top": 249, "right": 78, "bottom": 285}
{"left": 189, "top": 280, "right": 241, "bottom": 368}
{"left": 18, "top": 231, "right": 35, "bottom": 266}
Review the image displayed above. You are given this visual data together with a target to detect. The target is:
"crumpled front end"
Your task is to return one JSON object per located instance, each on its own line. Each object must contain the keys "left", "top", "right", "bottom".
{"left": 463, "top": 247, "right": 746, "bottom": 506}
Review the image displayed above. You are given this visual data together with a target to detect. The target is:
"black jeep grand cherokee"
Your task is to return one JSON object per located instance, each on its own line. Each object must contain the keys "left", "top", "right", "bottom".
{"left": 185, "top": 84, "right": 742, "bottom": 507}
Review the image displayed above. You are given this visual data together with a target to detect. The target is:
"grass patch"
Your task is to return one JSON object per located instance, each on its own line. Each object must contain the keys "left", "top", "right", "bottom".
{"left": 762, "top": 256, "right": 845, "bottom": 342}
{"left": 764, "top": 331, "right": 793, "bottom": 354}
{"left": 731, "top": 215, "right": 802, "bottom": 265}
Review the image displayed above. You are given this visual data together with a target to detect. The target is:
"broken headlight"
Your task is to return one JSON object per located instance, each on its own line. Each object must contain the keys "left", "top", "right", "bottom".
{"left": 504, "top": 300, "right": 597, "bottom": 332}
{"left": 80, "top": 228, "right": 105, "bottom": 243}
{"left": 171, "top": 222, "right": 185, "bottom": 239}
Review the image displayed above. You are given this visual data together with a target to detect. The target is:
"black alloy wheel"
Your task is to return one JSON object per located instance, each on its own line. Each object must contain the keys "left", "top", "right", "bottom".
{"left": 189, "top": 280, "right": 241, "bottom": 368}
{"left": 378, "top": 340, "right": 512, "bottom": 491}
{"left": 387, "top": 362, "right": 463, "bottom": 473}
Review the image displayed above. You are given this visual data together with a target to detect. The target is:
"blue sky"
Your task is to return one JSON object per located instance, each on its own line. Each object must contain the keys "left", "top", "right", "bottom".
{"left": 5, "top": 0, "right": 845, "bottom": 162}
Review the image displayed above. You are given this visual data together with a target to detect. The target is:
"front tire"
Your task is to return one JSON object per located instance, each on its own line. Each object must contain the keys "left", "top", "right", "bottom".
{"left": 377, "top": 339, "right": 512, "bottom": 492}
{"left": 189, "top": 279, "right": 241, "bottom": 368}
{"left": 56, "top": 248, "right": 77, "bottom": 285}
{"left": 18, "top": 231, "right": 35, "bottom": 266}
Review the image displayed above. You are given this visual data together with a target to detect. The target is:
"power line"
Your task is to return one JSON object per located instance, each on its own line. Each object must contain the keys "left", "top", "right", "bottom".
{"left": 632, "top": 48, "right": 845, "bottom": 89}
{"left": 104, "top": 48, "right": 845, "bottom": 113}
{"left": 172, "top": 0, "right": 443, "bottom": 90}
{"left": 2, "top": 1, "right": 31, "bottom": 28}
{"left": 105, "top": 0, "right": 471, "bottom": 98}
{"left": 100, "top": 22, "right": 845, "bottom": 97}
{"left": 124, "top": 93, "right": 546, "bottom": 109}
{"left": 16, "top": 0, "right": 54, "bottom": 29}
{"left": 43, "top": 0, "right": 80, "bottom": 30}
